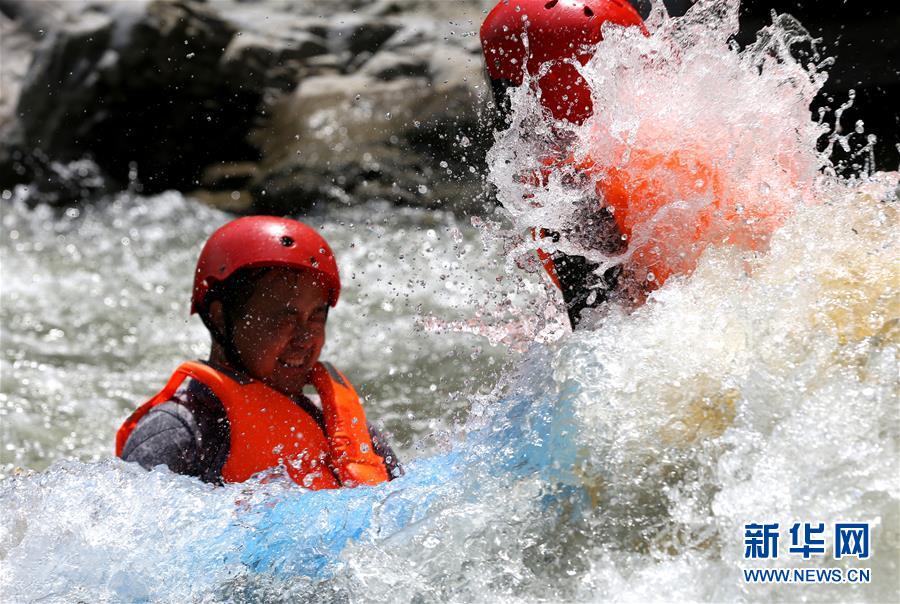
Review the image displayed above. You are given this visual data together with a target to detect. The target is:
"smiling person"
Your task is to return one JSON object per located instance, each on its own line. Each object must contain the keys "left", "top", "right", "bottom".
{"left": 116, "top": 217, "right": 401, "bottom": 488}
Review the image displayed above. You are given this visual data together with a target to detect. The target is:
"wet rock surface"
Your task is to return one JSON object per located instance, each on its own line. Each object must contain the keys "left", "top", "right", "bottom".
{"left": 0, "top": 0, "right": 494, "bottom": 212}
{"left": 3, "top": 0, "right": 894, "bottom": 211}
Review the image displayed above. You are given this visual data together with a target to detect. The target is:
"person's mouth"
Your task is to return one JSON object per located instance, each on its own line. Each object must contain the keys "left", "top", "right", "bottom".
{"left": 277, "top": 351, "right": 310, "bottom": 369}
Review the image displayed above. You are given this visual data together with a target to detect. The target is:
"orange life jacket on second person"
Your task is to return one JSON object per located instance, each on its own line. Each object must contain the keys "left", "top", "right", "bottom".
{"left": 526, "top": 144, "right": 791, "bottom": 296}
{"left": 115, "top": 361, "right": 389, "bottom": 489}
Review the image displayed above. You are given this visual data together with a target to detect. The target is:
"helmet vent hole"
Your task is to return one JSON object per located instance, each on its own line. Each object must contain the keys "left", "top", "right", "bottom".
{"left": 584, "top": 6, "right": 594, "bottom": 17}
{"left": 544, "top": 0, "right": 558, "bottom": 8}
{"left": 280, "top": 236, "right": 295, "bottom": 247}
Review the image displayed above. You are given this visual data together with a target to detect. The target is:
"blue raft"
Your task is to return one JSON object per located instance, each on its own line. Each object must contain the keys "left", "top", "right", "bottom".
{"left": 211, "top": 373, "right": 585, "bottom": 578}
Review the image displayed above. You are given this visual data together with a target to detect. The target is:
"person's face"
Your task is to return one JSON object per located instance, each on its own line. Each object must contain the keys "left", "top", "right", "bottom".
{"left": 229, "top": 268, "right": 329, "bottom": 396}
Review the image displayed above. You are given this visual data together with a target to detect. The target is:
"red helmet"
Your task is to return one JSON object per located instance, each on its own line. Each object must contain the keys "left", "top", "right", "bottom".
{"left": 480, "top": 0, "right": 645, "bottom": 124}
{"left": 191, "top": 216, "right": 340, "bottom": 314}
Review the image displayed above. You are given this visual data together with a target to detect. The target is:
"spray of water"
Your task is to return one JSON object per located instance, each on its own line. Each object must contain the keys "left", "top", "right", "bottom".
{"left": 488, "top": 0, "right": 842, "bottom": 305}
{"left": 1, "top": 1, "right": 898, "bottom": 602}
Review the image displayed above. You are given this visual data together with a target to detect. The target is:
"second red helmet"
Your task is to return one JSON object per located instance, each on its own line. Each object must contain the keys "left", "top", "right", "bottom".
{"left": 480, "top": 0, "right": 645, "bottom": 124}
{"left": 191, "top": 216, "right": 341, "bottom": 314}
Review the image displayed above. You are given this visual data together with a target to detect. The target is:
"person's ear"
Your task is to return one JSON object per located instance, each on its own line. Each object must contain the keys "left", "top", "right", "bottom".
{"left": 207, "top": 300, "right": 226, "bottom": 334}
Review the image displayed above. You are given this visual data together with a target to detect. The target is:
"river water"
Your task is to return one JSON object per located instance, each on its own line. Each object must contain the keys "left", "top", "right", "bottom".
{"left": 1, "top": 1, "right": 898, "bottom": 602}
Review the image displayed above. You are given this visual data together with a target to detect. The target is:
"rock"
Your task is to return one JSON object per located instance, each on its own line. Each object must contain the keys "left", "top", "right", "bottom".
{"left": 246, "top": 43, "right": 492, "bottom": 214}
{"left": 200, "top": 161, "right": 260, "bottom": 189}
{"left": 0, "top": 11, "right": 36, "bottom": 188}
{"left": 220, "top": 30, "right": 328, "bottom": 91}
{"left": 359, "top": 0, "right": 407, "bottom": 18}
{"left": 1, "top": 0, "right": 499, "bottom": 212}
{"left": 0, "top": 0, "right": 75, "bottom": 39}
{"left": 302, "top": 53, "right": 347, "bottom": 76}
{"left": 282, "top": 18, "right": 330, "bottom": 40}
{"left": 380, "top": 21, "right": 431, "bottom": 51}
{"left": 222, "top": 30, "right": 329, "bottom": 67}
{"left": 0, "top": 151, "right": 109, "bottom": 206}
{"left": 250, "top": 163, "right": 351, "bottom": 213}
{"left": 327, "top": 17, "right": 399, "bottom": 57}
{"left": 10, "top": 0, "right": 261, "bottom": 193}
{"left": 360, "top": 49, "right": 430, "bottom": 80}
{"left": 280, "top": 33, "right": 330, "bottom": 61}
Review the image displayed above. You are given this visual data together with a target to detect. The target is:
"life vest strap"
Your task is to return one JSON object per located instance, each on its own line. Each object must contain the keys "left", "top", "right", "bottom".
{"left": 309, "top": 362, "right": 389, "bottom": 486}
{"left": 114, "top": 362, "right": 221, "bottom": 457}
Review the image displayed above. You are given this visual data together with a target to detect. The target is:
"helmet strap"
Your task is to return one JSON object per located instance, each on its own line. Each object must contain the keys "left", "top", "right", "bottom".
{"left": 201, "top": 304, "right": 246, "bottom": 373}
{"left": 219, "top": 311, "right": 247, "bottom": 372}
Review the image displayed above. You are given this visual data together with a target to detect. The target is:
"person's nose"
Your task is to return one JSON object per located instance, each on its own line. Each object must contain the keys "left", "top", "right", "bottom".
{"left": 288, "top": 323, "right": 312, "bottom": 345}
{"left": 288, "top": 315, "right": 321, "bottom": 344}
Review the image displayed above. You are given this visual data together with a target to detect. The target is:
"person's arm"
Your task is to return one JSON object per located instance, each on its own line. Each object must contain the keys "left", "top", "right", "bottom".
{"left": 368, "top": 423, "right": 404, "bottom": 479}
{"left": 551, "top": 203, "right": 625, "bottom": 327}
{"left": 120, "top": 384, "right": 229, "bottom": 484}
{"left": 120, "top": 401, "right": 204, "bottom": 475}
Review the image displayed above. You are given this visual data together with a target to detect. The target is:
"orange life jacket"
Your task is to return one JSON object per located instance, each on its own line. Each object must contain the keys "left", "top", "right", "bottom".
{"left": 527, "top": 145, "right": 789, "bottom": 295}
{"left": 115, "top": 361, "right": 389, "bottom": 489}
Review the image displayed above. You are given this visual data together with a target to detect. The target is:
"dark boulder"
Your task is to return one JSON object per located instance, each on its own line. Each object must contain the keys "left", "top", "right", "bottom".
{"left": 12, "top": 0, "right": 259, "bottom": 194}
{"left": 327, "top": 17, "right": 399, "bottom": 57}
{"left": 220, "top": 30, "right": 329, "bottom": 91}
{"left": 360, "top": 49, "right": 430, "bottom": 81}
{"left": 2, "top": 0, "right": 497, "bottom": 213}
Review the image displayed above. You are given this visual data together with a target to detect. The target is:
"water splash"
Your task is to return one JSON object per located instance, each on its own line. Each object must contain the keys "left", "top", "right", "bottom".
{"left": 1, "top": 1, "right": 898, "bottom": 602}
{"left": 488, "top": 0, "right": 835, "bottom": 304}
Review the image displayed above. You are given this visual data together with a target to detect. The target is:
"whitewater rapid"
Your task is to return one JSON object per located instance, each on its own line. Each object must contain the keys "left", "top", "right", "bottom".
{"left": 2, "top": 0, "right": 898, "bottom": 602}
